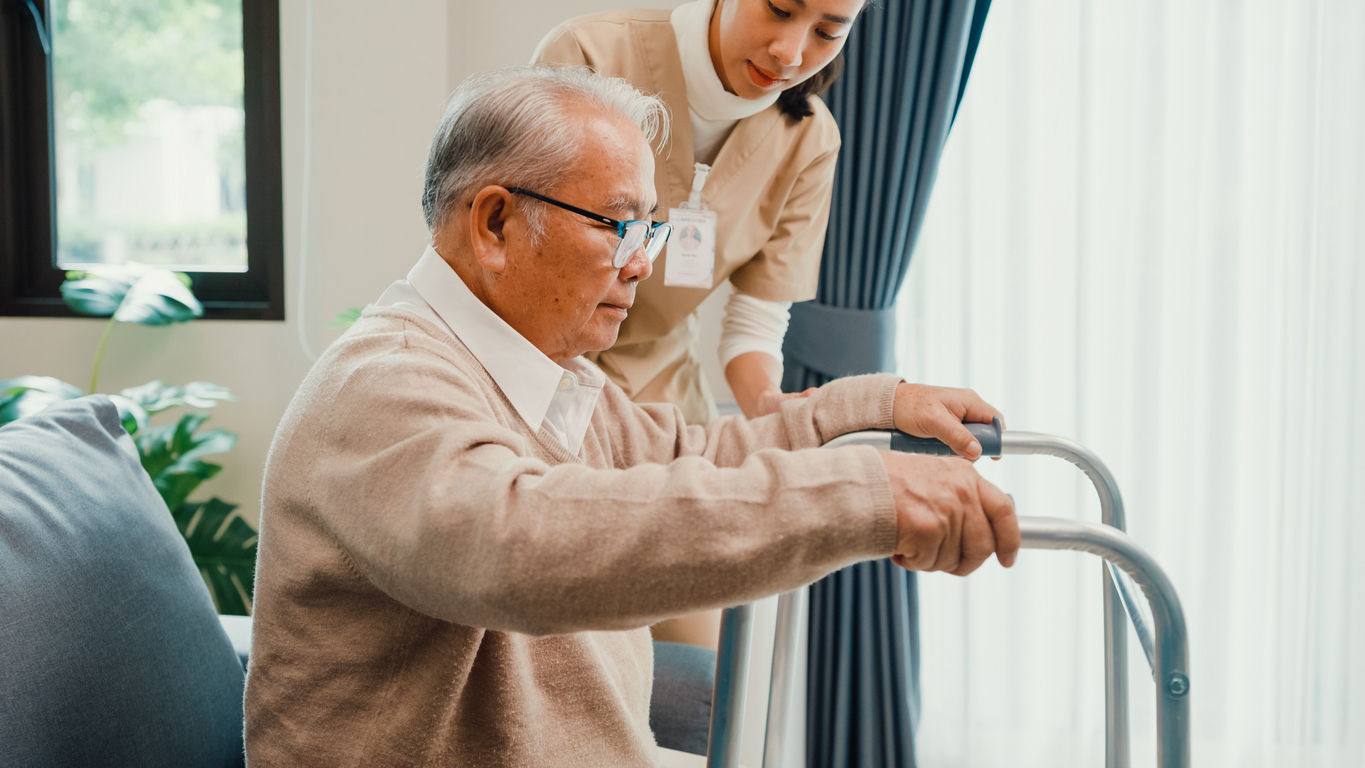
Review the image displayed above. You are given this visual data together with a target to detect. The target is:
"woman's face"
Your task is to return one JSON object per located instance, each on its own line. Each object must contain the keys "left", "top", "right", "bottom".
{"left": 708, "top": 0, "right": 865, "bottom": 100}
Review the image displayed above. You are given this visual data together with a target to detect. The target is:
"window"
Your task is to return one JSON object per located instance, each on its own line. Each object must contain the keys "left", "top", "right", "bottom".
{"left": 1, "top": 0, "right": 282, "bottom": 319}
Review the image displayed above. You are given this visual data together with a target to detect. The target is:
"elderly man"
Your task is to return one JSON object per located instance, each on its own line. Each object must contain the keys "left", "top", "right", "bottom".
{"left": 245, "top": 66, "right": 1018, "bottom": 766}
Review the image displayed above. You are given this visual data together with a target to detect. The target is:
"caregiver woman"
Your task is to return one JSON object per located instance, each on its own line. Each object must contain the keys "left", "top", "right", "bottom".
{"left": 534, "top": 0, "right": 866, "bottom": 649}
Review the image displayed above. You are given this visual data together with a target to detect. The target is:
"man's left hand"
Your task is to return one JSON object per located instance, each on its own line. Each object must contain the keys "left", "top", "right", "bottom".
{"left": 892, "top": 383, "right": 1005, "bottom": 461}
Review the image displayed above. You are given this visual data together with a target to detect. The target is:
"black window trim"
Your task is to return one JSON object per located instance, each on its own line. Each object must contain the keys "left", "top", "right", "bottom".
{"left": 0, "top": 0, "right": 285, "bottom": 320}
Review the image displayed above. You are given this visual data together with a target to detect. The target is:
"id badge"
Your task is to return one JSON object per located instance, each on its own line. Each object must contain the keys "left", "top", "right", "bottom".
{"left": 664, "top": 207, "right": 718, "bottom": 289}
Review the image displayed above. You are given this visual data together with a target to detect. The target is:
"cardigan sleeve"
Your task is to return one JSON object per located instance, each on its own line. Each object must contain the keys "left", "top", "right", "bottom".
{"left": 598, "top": 371, "right": 902, "bottom": 470}
{"left": 296, "top": 345, "right": 898, "bottom": 637}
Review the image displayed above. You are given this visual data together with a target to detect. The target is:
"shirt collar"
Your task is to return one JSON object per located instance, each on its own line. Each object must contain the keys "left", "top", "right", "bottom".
{"left": 407, "top": 245, "right": 573, "bottom": 434}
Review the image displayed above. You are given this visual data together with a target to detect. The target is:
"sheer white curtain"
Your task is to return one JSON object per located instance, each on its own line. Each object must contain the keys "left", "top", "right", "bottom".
{"left": 902, "top": 0, "right": 1364, "bottom": 766}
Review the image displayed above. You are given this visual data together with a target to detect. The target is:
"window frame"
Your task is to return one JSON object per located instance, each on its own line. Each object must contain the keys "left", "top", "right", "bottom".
{"left": 0, "top": 0, "right": 284, "bottom": 320}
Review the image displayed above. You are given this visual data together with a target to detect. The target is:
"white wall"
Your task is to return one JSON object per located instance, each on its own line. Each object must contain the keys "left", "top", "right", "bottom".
{"left": 1, "top": 0, "right": 738, "bottom": 527}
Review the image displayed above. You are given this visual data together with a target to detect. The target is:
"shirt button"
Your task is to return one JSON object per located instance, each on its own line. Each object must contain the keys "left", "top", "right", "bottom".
{"left": 558, "top": 375, "right": 574, "bottom": 391}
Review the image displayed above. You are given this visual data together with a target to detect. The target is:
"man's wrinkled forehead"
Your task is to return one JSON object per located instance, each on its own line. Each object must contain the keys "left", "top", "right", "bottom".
{"left": 561, "top": 100, "right": 657, "bottom": 218}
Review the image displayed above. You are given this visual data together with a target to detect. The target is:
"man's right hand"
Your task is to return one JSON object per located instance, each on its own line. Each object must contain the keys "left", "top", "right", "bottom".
{"left": 880, "top": 452, "right": 1020, "bottom": 576}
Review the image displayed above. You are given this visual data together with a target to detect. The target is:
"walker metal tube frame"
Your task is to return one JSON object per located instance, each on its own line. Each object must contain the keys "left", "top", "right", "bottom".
{"left": 1000, "top": 430, "right": 1154, "bottom": 768}
{"left": 705, "top": 429, "right": 1188, "bottom": 768}
{"left": 1019, "top": 516, "right": 1190, "bottom": 768}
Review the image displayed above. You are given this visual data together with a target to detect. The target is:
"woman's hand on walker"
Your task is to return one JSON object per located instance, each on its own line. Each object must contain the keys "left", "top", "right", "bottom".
{"left": 892, "top": 382, "right": 1005, "bottom": 461}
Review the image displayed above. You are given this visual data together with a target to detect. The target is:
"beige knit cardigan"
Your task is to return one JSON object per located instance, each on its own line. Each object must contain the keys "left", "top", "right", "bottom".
{"left": 245, "top": 306, "right": 900, "bottom": 767}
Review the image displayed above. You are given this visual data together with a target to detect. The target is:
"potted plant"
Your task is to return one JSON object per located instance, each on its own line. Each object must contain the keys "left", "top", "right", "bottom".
{"left": 0, "top": 266, "right": 257, "bottom": 615}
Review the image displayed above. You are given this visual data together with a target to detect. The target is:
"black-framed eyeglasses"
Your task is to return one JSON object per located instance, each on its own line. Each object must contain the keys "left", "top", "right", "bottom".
{"left": 507, "top": 187, "right": 672, "bottom": 269}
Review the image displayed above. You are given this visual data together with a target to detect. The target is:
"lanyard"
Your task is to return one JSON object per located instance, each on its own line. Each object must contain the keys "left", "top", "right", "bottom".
{"left": 685, "top": 162, "right": 711, "bottom": 210}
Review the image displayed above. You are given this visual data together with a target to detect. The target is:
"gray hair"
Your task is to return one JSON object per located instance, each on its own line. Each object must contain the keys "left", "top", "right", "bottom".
{"left": 421, "top": 65, "right": 669, "bottom": 238}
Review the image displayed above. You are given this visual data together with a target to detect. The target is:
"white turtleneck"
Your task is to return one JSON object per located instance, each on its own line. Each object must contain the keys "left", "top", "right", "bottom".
{"left": 670, "top": 0, "right": 779, "bottom": 164}
{"left": 670, "top": 0, "right": 792, "bottom": 372}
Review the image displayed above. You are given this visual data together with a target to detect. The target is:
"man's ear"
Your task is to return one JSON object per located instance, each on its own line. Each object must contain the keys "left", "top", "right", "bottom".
{"left": 468, "top": 185, "right": 515, "bottom": 273}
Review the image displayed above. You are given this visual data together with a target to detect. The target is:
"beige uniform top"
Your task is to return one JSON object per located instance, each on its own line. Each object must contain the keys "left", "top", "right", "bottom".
{"left": 534, "top": 8, "right": 841, "bottom": 424}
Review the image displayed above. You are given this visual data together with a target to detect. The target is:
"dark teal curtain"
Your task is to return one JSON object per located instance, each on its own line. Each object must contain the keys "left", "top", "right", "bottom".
{"left": 782, "top": 2, "right": 991, "bottom": 765}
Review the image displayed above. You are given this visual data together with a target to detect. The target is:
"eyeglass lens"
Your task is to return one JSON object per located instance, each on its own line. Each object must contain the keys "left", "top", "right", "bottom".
{"left": 614, "top": 224, "right": 647, "bottom": 268}
{"left": 644, "top": 224, "right": 669, "bottom": 261}
{"left": 612, "top": 222, "right": 672, "bottom": 269}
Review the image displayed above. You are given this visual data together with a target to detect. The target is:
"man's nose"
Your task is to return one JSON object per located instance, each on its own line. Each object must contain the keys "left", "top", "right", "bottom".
{"left": 620, "top": 243, "right": 652, "bottom": 282}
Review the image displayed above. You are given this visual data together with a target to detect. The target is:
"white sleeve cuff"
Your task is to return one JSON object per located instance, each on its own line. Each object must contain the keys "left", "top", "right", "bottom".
{"left": 718, "top": 291, "right": 792, "bottom": 369}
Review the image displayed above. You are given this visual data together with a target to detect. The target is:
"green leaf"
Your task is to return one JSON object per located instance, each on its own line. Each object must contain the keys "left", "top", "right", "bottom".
{"left": 171, "top": 498, "right": 257, "bottom": 616}
{"left": 136, "top": 412, "right": 237, "bottom": 509}
{"left": 328, "top": 306, "right": 364, "bottom": 328}
{"left": 61, "top": 269, "right": 132, "bottom": 316}
{"left": 158, "top": 464, "right": 223, "bottom": 512}
{"left": 105, "top": 394, "right": 150, "bottom": 435}
{"left": 61, "top": 265, "right": 203, "bottom": 325}
{"left": 119, "top": 380, "right": 235, "bottom": 415}
{"left": 0, "top": 376, "right": 85, "bottom": 424}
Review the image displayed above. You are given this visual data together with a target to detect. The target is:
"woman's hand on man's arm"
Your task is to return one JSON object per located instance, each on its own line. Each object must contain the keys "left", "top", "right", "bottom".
{"left": 724, "top": 350, "right": 813, "bottom": 418}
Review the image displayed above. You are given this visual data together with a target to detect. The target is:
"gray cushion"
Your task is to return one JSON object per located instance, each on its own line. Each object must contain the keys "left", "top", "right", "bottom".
{"left": 649, "top": 641, "right": 716, "bottom": 756}
{"left": 0, "top": 396, "right": 245, "bottom": 767}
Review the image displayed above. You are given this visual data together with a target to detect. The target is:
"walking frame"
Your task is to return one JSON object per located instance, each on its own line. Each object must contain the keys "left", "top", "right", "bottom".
{"left": 705, "top": 421, "right": 1190, "bottom": 768}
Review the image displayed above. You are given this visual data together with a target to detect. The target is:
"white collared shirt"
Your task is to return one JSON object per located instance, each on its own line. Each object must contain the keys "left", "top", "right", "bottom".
{"left": 373, "top": 246, "right": 605, "bottom": 454}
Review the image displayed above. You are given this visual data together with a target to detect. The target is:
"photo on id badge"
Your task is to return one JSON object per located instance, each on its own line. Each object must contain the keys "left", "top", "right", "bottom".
{"left": 664, "top": 207, "right": 717, "bottom": 289}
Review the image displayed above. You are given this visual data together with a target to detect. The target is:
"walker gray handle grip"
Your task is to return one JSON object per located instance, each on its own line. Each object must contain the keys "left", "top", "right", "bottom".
{"left": 889, "top": 416, "right": 1004, "bottom": 457}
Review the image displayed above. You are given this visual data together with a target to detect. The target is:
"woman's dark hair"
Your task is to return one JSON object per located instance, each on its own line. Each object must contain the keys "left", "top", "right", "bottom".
{"left": 776, "top": 51, "right": 846, "bottom": 122}
{"left": 776, "top": 0, "right": 879, "bottom": 121}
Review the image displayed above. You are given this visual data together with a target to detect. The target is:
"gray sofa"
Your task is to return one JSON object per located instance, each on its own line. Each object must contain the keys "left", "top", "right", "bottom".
{"left": 0, "top": 396, "right": 247, "bottom": 767}
{"left": 0, "top": 396, "right": 713, "bottom": 765}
